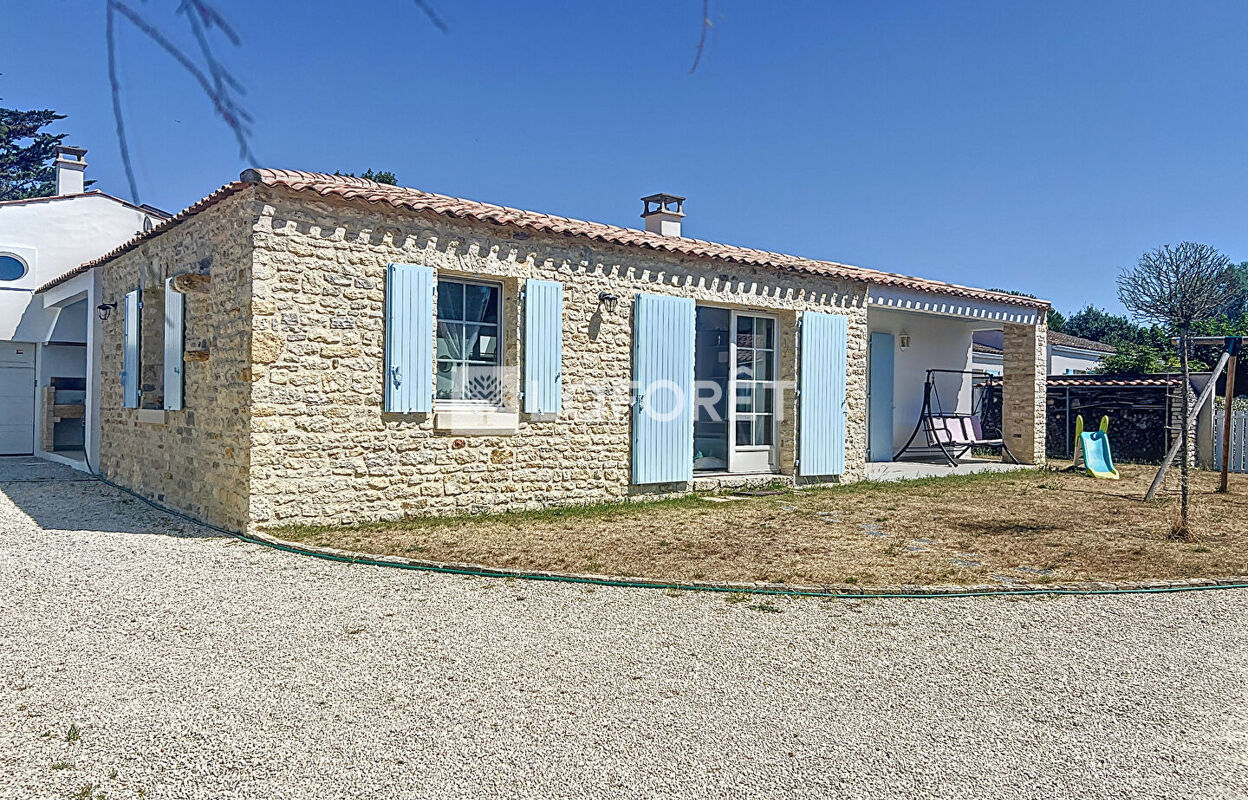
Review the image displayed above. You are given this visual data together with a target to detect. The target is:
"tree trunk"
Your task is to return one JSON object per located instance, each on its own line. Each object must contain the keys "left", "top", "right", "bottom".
{"left": 1179, "top": 327, "right": 1191, "bottom": 530}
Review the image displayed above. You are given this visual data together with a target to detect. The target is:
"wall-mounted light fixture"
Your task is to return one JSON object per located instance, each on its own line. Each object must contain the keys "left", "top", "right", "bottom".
{"left": 597, "top": 292, "right": 620, "bottom": 314}
{"left": 898, "top": 332, "right": 911, "bottom": 350}
{"left": 96, "top": 302, "right": 118, "bottom": 321}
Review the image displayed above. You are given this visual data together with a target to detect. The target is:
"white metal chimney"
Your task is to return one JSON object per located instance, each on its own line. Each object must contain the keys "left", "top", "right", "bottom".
{"left": 641, "top": 193, "right": 684, "bottom": 237}
{"left": 54, "top": 146, "right": 88, "bottom": 195}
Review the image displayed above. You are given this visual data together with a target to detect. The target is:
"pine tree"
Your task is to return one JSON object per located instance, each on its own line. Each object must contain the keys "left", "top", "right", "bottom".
{"left": 0, "top": 107, "right": 69, "bottom": 200}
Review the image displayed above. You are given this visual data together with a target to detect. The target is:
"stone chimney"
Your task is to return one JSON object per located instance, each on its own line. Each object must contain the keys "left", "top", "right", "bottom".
{"left": 54, "top": 146, "right": 88, "bottom": 195}
{"left": 641, "top": 193, "right": 684, "bottom": 237}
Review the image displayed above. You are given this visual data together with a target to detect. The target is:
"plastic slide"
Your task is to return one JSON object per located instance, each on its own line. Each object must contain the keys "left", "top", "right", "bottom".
{"left": 1075, "top": 415, "right": 1120, "bottom": 480}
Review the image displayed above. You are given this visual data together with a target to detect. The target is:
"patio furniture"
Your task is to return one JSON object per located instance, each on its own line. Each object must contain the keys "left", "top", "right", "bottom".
{"left": 894, "top": 369, "right": 1018, "bottom": 467}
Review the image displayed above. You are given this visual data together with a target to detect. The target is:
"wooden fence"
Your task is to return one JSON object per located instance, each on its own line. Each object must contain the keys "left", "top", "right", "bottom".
{"left": 1214, "top": 409, "right": 1248, "bottom": 473}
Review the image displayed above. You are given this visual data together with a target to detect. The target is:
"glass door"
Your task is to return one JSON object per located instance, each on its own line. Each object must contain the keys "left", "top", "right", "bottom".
{"left": 729, "top": 312, "right": 778, "bottom": 473}
{"left": 693, "top": 306, "right": 731, "bottom": 471}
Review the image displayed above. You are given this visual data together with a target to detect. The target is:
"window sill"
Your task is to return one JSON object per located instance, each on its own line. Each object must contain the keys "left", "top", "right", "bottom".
{"left": 433, "top": 409, "right": 519, "bottom": 435}
{"left": 136, "top": 409, "right": 166, "bottom": 425}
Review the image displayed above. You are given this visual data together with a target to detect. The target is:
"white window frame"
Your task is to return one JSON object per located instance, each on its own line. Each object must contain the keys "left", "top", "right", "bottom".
{"left": 0, "top": 252, "right": 30, "bottom": 282}
{"left": 727, "top": 309, "right": 780, "bottom": 473}
{"left": 434, "top": 276, "right": 506, "bottom": 409}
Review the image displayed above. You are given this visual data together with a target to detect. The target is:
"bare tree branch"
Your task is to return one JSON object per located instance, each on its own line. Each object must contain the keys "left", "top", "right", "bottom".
{"left": 1117, "top": 242, "right": 1236, "bottom": 329}
{"left": 689, "top": 0, "right": 711, "bottom": 74}
{"left": 412, "top": 0, "right": 449, "bottom": 34}
{"left": 101, "top": 0, "right": 447, "bottom": 202}
{"left": 105, "top": 1, "right": 139, "bottom": 203}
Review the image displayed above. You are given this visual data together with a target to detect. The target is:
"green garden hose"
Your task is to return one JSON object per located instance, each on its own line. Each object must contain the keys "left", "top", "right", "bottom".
{"left": 65, "top": 460, "right": 1248, "bottom": 601}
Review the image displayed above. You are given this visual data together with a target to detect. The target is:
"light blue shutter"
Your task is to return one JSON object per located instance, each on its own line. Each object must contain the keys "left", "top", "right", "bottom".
{"left": 632, "top": 293, "right": 695, "bottom": 484}
{"left": 799, "top": 312, "right": 848, "bottom": 476}
{"left": 384, "top": 263, "right": 435, "bottom": 413}
{"left": 524, "top": 279, "right": 563, "bottom": 414}
{"left": 163, "top": 278, "right": 185, "bottom": 411}
{"left": 122, "top": 289, "right": 140, "bottom": 409}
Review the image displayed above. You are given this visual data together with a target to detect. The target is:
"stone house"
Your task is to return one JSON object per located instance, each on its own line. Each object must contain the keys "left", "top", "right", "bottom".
{"left": 38, "top": 169, "right": 1048, "bottom": 533}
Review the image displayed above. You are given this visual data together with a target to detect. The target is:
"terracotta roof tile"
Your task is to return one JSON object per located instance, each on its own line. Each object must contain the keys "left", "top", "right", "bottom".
{"left": 39, "top": 169, "right": 1052, "bottom": 311}
{"left": 1045, "top": 375, "right": 1181, "bottom": 387}
{"left": 37, "top": 181, "right": 248, "bottom": 293}
{"left": 1048, "top": 331, "right": 1117, "bottom": 353}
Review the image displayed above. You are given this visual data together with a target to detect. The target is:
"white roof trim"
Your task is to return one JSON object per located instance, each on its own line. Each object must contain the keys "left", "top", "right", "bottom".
{"left": 1050, "top": 344, "right": 1109, "bottom": 358}
{"left": 867, "top": 286, "right": 1040, "bottom": 325}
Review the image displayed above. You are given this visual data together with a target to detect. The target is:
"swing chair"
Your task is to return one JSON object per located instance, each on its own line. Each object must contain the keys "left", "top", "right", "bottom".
{"left": 893, "top": 369, "right": 1019, "bottom": 467}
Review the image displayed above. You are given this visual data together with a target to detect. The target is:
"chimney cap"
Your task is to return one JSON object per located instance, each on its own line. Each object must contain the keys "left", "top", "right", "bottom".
{"left": 641, "top": 193, "right": 685, "bottom": 218}
{"left": 55, "top": 145, "right": 88, "bottom": 161}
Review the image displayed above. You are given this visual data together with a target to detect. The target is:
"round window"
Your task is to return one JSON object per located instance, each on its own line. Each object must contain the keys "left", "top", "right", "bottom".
{"left": 0, "top": 255, "right": 26, "bottom": 281}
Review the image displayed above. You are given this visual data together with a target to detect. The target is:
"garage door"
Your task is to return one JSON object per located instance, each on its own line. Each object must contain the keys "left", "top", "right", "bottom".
{"left": 0, "top": 343, "right": 35, "bottom": 455}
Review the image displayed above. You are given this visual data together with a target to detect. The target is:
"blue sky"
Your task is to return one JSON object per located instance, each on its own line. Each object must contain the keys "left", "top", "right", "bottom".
{"left": 7, "top": 0, "right": 1247, "bottom": 315}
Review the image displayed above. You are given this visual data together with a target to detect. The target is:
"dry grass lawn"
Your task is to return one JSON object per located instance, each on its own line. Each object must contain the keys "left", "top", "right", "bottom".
{"left": 273, "top": 465, "right": 1248, "bottom": 587}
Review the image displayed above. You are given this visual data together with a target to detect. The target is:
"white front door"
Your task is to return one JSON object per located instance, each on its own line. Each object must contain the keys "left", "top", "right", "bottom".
{"left": 728, "top": 312, "right": 778, "bottom": 473}
{"left": 0, "top": 343, "right": 35, "bottom": 455}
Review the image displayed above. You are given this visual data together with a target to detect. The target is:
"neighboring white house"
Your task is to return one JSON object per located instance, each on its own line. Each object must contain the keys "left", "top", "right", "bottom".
{"left": 0, "top": 146, "right": 165, "bottom": 466}
{"left": 973, "top": 330, "right": 1115, "bottom": 377}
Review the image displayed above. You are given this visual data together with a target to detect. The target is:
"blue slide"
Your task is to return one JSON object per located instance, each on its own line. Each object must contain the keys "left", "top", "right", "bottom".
{"left": 1075, "top": 415, "right": 1120, "bottom": 480}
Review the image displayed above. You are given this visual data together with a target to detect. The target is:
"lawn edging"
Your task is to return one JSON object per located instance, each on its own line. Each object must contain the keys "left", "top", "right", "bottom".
{"left": 241, "top": 529, "right": 1248, "bottom": 599}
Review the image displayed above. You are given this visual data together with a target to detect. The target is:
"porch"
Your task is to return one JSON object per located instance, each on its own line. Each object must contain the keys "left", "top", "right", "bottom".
{"left": 865, "top": 457, "right": 1031, "bottom": 482}
{"left": 865, "top": 284, "right": 1046, "bottom": 467}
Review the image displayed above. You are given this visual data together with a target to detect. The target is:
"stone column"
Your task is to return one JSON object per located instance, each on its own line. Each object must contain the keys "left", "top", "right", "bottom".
{"left": 1002, "top": 321, "right": 1047, "bottom": 465}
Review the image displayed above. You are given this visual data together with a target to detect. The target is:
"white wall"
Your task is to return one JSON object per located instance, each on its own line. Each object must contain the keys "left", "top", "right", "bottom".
{"left": 980, "top": 330, "right": 1106, "bottom": 376}
{"left": 972, "top": 351, "right": 1003, "bottom": 376}
{"left": 0, "top": 193, "right": 154, "bottom": 342}
{"left": 1, "top": 193, "right": 155, "bottom": 469}
{"left": 48, "top": 298, "right": 88, "bottom": 343}
{"left": 38, "top": 273, "right": 103, "bottom": 467}
{"left": 39, "top": 343, "right": 86, "bottom": 379}
{"left": 868, "top": 308, "right": 979, "bottom": 452}
{"left": 1049, "top": 347, "right": 1104, "bottom": 375}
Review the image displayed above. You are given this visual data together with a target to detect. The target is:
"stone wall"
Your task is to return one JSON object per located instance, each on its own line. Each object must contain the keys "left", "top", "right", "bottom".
{"left": 96, "top": 192, "right": 256, "bottom": 531}
{"left": 1002, "top": 321, "right": 1047, "bottom": 465}
{"left": 246, "top": 186, "right": 869, "bottom": 530}
{"left": 92, "top": 182, "right": 1047, "bottom": 533}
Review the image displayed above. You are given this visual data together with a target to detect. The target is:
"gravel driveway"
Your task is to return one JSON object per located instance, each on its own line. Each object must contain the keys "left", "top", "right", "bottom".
{"left": 1, "top": 457, "right": 1245, "bottom": 800}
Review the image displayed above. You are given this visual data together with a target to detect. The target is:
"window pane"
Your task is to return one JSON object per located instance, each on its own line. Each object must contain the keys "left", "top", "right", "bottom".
{"left": 463, "top": 364, "right": 502, "bottom": 404}
{"left": 758, "top": 318, "right": 774, "bottom": 350}
{"left": 735, "top": 419, "right": 752, "bottom": 446}
{"left": 736, "top": 316, "right": 755, "bottom": 349}
{"left": 464, "top": 283, "right": 498, "bottom": 323}
{"left": 0, "top": 256, "right": 24, "bottom": 281}
{"left": 754, "top": 349, "right": 774, "bottom": 380}
{"left": 736, "top": 384, "right": 754, "bottom": 413}
{"left": 466, "top": 324, "right": 499, "bottom": 362}
{"left": 435, "top": 359, "right": 458, "bottom": 400}
{"left": 735, "top": 346, "right": 754, "bottom": 380}
{"left": 754, "top": 414, "right": 774, "bottom": 445}
{"left": 756, "top": 385, "right": 774, "bottom": 414}
{"left": 437, "top": 281, "right": 463, "bottom": 321}
{"left": 436, "top": 322, "right": 467, "bottom": 360}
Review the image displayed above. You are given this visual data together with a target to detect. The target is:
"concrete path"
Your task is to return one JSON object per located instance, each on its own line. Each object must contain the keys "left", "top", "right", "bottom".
{"left": 1, "top": 457, "right": 1245, "bottom": 799}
